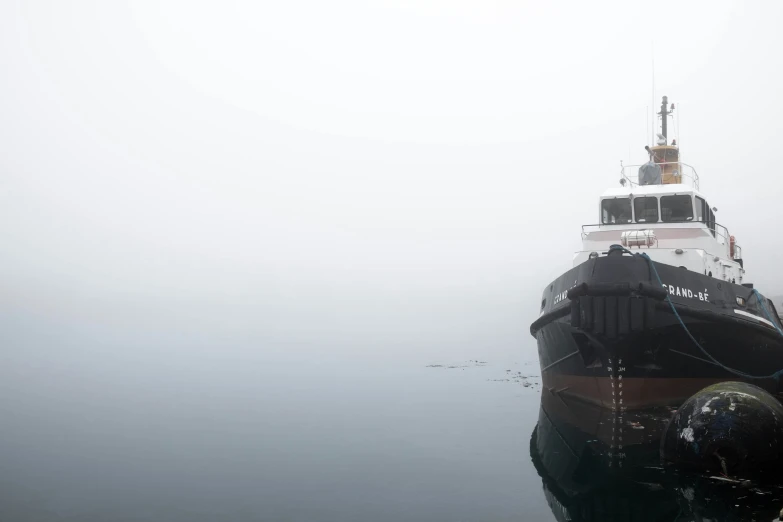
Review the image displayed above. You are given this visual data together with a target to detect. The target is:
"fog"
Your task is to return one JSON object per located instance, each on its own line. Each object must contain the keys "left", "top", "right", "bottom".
{"left": 2, "top": 1, "right": 783, "bottom": 519}
{"left": 3, "top": 1, "right": 783, "bottom": 363}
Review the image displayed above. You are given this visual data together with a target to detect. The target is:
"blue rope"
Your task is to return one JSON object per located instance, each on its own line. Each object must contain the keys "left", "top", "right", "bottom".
{"left": 607, "top": 245, "right": 783, "bottom": 381}
{"left": 752, "top": 288, "right": 783, "bottom": 337}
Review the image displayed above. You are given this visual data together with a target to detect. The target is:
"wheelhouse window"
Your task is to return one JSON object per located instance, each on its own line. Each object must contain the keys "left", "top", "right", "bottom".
{"left": 660, "top": 195, "right": 694, "bottom": 222}
{"left": 601, "top": 198, "right": 632, "bottom": 224}
{"left": 707, "top": 204, "right": 716, "bottom": 237}
{"left": 695, "top": 196, "right": 706, "bottom": 222}
{"left": 696, "top": 196, "right": 716, "bottom": 236}
{"left": 633, "top": 197, "right": 659, "bottom": 223}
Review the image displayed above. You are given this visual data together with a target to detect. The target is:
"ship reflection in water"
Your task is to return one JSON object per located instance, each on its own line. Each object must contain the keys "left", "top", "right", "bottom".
{"left": 529, "top": 390, "right": 783, "bottom": 521}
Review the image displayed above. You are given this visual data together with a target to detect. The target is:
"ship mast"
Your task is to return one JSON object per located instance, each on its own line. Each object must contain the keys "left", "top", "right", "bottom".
{"left": 657, "top": 96, "right": 674, "bottom": 145}
{"left": 639, "top": 96, "right": 682, "bottom": 185}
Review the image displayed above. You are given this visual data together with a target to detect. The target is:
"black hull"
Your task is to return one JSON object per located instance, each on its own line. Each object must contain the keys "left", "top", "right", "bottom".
{"left": 531, "top": 252, "right": 783, "bottom": 408}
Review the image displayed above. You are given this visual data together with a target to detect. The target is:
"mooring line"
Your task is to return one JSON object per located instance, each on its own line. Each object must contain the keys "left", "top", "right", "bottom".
{"left": 607, "top": 244, "right": 783, "bottom": 382}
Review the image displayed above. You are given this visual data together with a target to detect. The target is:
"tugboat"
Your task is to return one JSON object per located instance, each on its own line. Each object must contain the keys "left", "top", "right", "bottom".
{"left": 530, "top": 96, "right": 783, "bottom": 410}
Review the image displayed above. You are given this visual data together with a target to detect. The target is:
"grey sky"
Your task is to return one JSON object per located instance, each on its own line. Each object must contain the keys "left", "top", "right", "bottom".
{"left": 2, "top": 0, "right": 782, "bottom": 364}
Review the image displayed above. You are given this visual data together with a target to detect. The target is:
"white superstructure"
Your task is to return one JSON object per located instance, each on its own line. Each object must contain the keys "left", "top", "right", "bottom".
{"left": 574, "top": 97, "right": 745, "bottom": 284}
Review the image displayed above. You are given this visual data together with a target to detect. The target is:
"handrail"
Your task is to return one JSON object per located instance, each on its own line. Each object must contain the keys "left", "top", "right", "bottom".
{"left": 620, "top": 161, "right": 700, "bottom": 191}
{"left": 581, "top": 221, "right": 739, "bottom": 262}
{"left": 581, "top": 222, "right": 703, "bottom": 238}
{"left": 713, "top": 222, "right": 740, "bottom": 260}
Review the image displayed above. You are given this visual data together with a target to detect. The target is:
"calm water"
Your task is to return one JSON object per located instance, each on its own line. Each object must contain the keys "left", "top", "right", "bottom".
{"left": 3, "top": 345, "right": 782, "bottom": 521}
{"left": 1, "top": 346, "right": 550, "bottom": 521}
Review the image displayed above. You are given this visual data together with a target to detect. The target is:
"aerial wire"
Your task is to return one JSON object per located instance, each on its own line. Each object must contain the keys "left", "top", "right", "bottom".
{"left": 677, "top": 101, "right": 681, "bottom": 155}
{"left": 651, "top": 41, "right": 655, "bottom": 146}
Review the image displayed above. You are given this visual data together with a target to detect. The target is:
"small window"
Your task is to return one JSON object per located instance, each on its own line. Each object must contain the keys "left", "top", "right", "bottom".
{"left": 697, "top": 198, "right": 705, "bottom": 222}
{"left": 601, "top": 198, "right": 632, "bottom": 224}
{"left": 633, "top": 197, "right": 658, "bottom": 223}
{"left": 707, "top": 203, "right": 716, "bottom": 237}
{"left": 695, "top": 196, "right": 706, "bottom": 222}
{"left": 660, "top": 195, "right": 694, "bottom": 222}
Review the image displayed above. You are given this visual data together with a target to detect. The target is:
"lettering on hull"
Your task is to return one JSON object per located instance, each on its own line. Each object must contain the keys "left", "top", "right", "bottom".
{"left": 553, "top": 281, "right": 579, "bottom": 306}
{"left": 661, "top": 283, "right": 709, "bottom": 302}
{"left": 553, "top": 290, "right": 569, "bottom": 305}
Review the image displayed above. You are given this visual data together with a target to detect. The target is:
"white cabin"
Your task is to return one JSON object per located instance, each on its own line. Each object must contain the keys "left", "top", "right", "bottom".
{"left": 575, "top": 160, "right": 745, "bottom": 284}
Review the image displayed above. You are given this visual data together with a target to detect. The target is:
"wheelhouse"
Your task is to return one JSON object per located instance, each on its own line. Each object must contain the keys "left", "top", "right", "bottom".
{"left": 599, "top": 188, "right": 714, "bottom": 229}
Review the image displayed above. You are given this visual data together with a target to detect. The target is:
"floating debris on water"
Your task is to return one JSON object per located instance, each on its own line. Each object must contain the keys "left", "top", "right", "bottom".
{"left": 424, "top": 360, "right": 541, "bottom": 388}
{"left": 425, "top": 360, "right": 489, "bottom": 369}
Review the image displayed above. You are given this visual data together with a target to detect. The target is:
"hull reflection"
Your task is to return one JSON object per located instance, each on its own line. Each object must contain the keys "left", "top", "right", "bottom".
{"left": 530, "top": 392, "right": 783, "bottom": 521}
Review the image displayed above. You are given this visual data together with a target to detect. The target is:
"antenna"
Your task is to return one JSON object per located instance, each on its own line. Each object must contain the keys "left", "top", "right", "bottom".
{"left": 651, "top": 43, "right": 655, "bottom": 147}
{"left": 677, "top": 102, "right": 681, "bottom": 152}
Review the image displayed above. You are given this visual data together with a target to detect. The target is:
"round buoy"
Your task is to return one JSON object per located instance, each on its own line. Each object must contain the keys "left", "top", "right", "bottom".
{"left": 660, "top": 381, "right": 783, "bottom": 479}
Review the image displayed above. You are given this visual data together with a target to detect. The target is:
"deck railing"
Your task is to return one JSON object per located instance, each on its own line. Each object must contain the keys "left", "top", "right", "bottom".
{"left": 581, "top": 221, "right": 738, "bottom": 261}
{"left": 621, "top": 161, "right": 700, "bottom": 191}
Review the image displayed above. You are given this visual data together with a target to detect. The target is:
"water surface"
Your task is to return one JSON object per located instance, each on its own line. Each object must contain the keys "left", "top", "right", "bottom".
{"left": 1, "top": 347, "right": 551, "bottom": 521}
